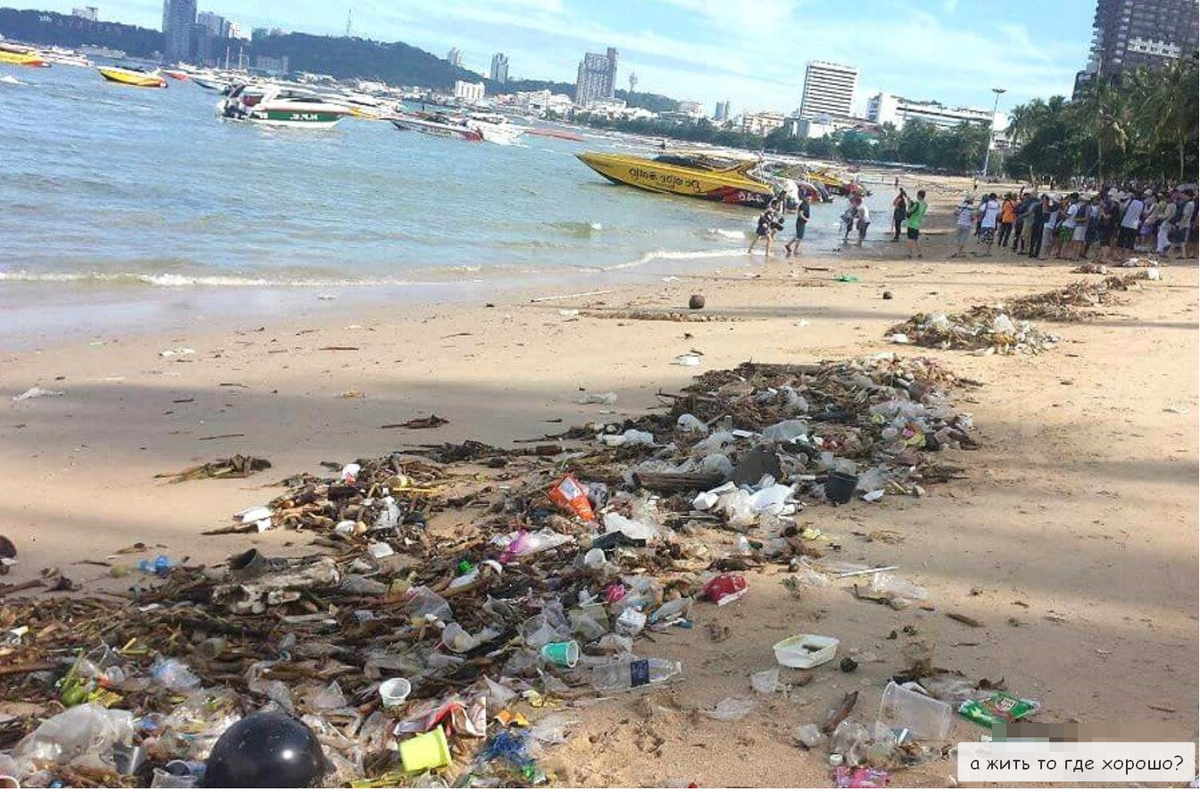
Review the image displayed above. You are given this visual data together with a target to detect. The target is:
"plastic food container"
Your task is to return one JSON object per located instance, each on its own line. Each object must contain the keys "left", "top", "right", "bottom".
{"left": 773, "top": 634, "right": 839, "bottom": 669}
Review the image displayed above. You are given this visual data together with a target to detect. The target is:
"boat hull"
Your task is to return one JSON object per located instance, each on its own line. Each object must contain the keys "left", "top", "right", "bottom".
{"left": 97, "top": 67, "right": 166, "bottom": 87}
{"left": 0, "top": 50, "right": 49, "bottom": 68}
{"left": 391, "top": 117, "right": 483, "bottom": 142}
{"left": 576, "top": 152, "right": 774, "bottom": 207}
{"left": 247, "top": 108, "right": 344, "bottom": 128}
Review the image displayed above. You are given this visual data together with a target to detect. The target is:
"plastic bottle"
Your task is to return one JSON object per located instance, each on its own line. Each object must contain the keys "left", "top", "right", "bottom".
{"left": 591, "top": 658, "right": 682, "bottom": 691}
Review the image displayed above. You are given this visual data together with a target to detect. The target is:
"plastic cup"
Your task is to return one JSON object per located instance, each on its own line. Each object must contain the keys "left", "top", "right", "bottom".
{"left": 540, "top": 640, "right": 580, "bottom": 668}
{"left": 378, "top": 677, "right": 412, "bottom": 708}
{"left": 399, "top": 725, "right": 452, "bottom": 773}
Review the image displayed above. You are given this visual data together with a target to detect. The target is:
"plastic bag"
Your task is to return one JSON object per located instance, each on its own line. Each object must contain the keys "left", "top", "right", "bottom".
{"left": 13, "top": 704, "right": 134, "bottom": 771}
{"left": 676, "top": 413, "right": 709, "bottom": 434}
{"left": 762, "top": 419, "right": 808, "bottom": 443}
{"left": 750, "top": 668, "right": 780, "bottom": 695}
{"left": 152, "top": 658, "right": 201, "bottom": 693}
{"left": 869, "top": 572, "right": 928, "bottom": 602}
{"left": 602, "top": 513, "right": 659, "bottom": 542}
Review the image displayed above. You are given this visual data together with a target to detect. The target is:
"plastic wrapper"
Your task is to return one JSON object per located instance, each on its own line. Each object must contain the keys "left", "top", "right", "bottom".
{"left": 704, "top": 697, "right": 755, "bottom": 721}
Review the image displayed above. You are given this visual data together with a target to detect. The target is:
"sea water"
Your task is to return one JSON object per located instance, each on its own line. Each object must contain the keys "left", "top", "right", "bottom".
{"left": 0, "top": 65, "right": 852, "bottom": 342}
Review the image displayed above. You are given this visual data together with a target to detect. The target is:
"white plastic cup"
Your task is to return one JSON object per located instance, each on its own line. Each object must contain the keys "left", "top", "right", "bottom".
{"left": 878, "top": 681, "right": 953, "bottom": 740}
{"left": 379, "top": 677, "right": 412, "bottom": 708}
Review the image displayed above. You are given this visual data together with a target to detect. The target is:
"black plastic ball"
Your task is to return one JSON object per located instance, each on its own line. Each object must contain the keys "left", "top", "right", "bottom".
{"left": 204, "top": 712, "right": 328, "bottom": 788}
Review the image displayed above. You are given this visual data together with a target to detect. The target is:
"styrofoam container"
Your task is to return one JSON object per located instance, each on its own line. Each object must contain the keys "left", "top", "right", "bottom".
{"left": 773, "top": 634, "right": 839, "bottom": 669}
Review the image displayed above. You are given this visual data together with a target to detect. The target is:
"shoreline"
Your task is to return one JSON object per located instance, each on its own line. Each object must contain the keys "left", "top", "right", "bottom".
{"left": 2, "top": 177, "right": 1197, "bottom": 787}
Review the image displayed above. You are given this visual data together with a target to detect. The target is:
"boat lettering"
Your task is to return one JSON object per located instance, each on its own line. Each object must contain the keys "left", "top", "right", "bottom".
{"left": 627, "top": 167, "right": 701, "bottom": 192}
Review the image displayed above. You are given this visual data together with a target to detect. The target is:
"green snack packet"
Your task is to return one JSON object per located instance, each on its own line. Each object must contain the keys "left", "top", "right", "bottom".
{"left": 958, "top": 692, "right": 1040, "bottom": 728}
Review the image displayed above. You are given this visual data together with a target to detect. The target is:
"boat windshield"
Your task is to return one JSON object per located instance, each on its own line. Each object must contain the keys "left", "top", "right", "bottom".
{"left": 653, "top": 153, "right": 748, "bottom": 172}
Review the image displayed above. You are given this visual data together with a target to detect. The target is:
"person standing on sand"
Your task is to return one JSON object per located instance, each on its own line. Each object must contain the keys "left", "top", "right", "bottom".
{"left": 748, "top": 202, "right": 782, "bottom": 256}
{"left": 1182, "top": 189, "right": 1197, "bottom": 260}
{"left": 853, "top": 196, "right": 871, "bottom": 247}
{"left": 1014, "top": 192, "right": 1035, "bottom": 253}
{"left": 784, "top": 193, "right": 811, "bottom": 257}
{"left": 977, "top": 193, "right": 1000, "bottom": 255}
{"left": 904, "top": 189, "right": 927, "bottom": 259}
{"left": 1156, "top": 191, "right": 1177, "bottom": 257}
{"left": 1063, "top": 193, "right": 1086, "bottom": 260}
{"left": 997, "top": 193, "right": 1017, "bottom": 248}
{"left": 1116, "top": 191, "right": 1144, "bottom": 261}
{"left": 951, "top": 195, "right": 975, "bottom": 258}
{"left": 891, "top": 188, "right": 908, "bottom": 242}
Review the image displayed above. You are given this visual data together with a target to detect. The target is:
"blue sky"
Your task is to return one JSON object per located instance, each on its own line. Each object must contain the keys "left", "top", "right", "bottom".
{"left": 18, "top": 0, "right": 1093, "bottom": 113}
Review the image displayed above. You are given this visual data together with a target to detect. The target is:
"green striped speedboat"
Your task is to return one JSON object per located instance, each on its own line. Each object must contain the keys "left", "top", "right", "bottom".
{"left": 218, "top": 84, "right": 353, "bottom": 130}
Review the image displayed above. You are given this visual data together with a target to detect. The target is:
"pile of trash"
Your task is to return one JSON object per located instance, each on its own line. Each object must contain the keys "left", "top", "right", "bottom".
{"left": 0, "top": 355, "right": 979, "bottom": 788}
{"left": 793, "top": 645, "right": 1043, "bottom": 788}
{"left": 1003, "top": 275, "right": 1142, "bottom": 322}
{"left": 887, "top": 308, "right": 1059, "bottom": 356}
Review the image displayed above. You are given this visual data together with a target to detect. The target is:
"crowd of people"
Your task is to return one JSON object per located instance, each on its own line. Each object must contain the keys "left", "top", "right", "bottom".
{"left": 957, "top": 186, "right": 1197, "bottom": 262}
{"left": 746, "top": 179, "right": 1197, "bottom": 263}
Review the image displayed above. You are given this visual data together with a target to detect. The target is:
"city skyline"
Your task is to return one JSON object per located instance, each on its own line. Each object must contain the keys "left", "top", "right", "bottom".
{"left": 9, "top": 1, "right": 1098, "bottom": 113}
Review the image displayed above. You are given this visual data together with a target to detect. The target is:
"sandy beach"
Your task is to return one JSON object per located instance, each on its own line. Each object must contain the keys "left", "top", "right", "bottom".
{"left": 2, "top": 176, "right": 1197, "bottom": 787}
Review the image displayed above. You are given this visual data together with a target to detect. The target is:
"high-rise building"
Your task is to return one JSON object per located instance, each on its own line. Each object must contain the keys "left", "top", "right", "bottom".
{"left": 72, "top": 6, "right": 98, "bottom": 20}
{"left": 446, "top": 47, "right": 463, "bottom": 68}
{"left": 574, "top": 47, "right": 618, "bottom": 107}
{"left": 162, "top": 0, "right": 198, "bottom": 63}
{"left": 490, "top": 53, "right": 509, "bottom": 84}
{"left": 191, "top": 22, "right": 214, "bottom": 64}
{"left": 799, "top": 60, "right": 859, "bottom": 118}
{"left": 713, "top": 100, "right": 729, "bottom": 121}
{"left": 1075, "top": 0, "right": 1199, "bottom": 93}
{"left": 197, "top": 11, "right": 229, "bottom": 39}
{"left": 251, "top": 27, "right": 269, "bottom": 41}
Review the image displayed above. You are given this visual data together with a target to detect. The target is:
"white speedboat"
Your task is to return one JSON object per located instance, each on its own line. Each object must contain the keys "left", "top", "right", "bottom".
{"left": 468, "top": 112, "right": 525, "bottom": 145}
{"left": 390, "top": 111, "right": 483, "bottom": 141}
{"left": 218, "top": 84, "right": 352, "bottom": 129}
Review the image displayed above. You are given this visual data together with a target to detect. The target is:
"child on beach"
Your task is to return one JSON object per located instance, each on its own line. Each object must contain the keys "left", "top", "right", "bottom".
{"left": 748, "top": 202, "right": 783, "bottom": 256}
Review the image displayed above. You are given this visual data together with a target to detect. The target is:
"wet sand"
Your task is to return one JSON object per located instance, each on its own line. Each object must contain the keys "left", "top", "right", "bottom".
{"left": 2, "top": 176, "right": 1197, "bottom": 787}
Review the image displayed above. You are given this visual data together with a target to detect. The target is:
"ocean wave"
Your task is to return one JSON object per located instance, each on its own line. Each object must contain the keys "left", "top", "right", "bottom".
{"left": 0, "top": 270, "right": 461, "bottom": 289}
{"left": 607, "top": 248, "right": 745, "bottom": 270}
{"left": 546, "top": 220, "right": 603, "bottom": 237}
{"left": 705, "top": 227, "right": 746, "bottom": 240}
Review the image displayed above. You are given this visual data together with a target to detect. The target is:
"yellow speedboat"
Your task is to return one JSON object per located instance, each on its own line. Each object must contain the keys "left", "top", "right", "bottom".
{"left": 97, "top": 65, "right": 167, "bottom": 88}
{"left": 577, "top": 151, "right": 775, "bottom": 207}
{"left": 0, "top": 45, "right": 50, "bottom": 68}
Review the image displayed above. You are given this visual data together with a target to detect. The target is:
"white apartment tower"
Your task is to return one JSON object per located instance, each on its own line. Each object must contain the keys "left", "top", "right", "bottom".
{"left": 799, "top": 61, "right": 859, "bottom": 118}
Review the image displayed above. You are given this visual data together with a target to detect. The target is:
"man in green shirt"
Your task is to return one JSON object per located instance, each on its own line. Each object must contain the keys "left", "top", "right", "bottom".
{"left": 905, "top": 189, "right": 928, "bottom": 259}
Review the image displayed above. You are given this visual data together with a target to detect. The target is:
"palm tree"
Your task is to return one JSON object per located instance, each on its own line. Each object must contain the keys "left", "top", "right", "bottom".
{"left": 1073, "top": 77, "right": 1130, "bottom": 184}
{"left": 1132, "top": 56, "right": 1199, "bottom": 180}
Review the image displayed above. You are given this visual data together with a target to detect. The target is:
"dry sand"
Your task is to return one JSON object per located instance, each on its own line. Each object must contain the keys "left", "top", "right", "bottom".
{"left": 2, "top": 177, "right": 1197, "bottom": 787}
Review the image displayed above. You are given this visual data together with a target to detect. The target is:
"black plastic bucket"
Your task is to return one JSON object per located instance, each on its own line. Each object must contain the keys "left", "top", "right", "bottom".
{"left": 825, "top": 471, "right": 858, "bottom": 504}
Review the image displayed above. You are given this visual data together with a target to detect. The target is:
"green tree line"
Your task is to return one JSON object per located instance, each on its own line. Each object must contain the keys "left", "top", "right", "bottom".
{"left": 577, "top": 112, "right": 992, "bottom": 174}
{"left": 1005, "top": 57, "right": 1198, "bottom": 186}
